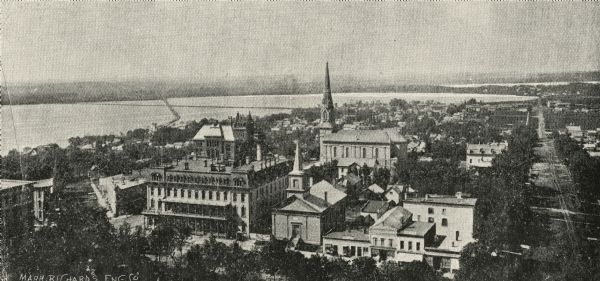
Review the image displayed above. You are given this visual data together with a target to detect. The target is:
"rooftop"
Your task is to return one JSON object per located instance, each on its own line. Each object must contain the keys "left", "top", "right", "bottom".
{"left": 403, "top": 194, "right": 477, "bottom": 207}
{"left": 1, "top": 179, "right": 34, "bottom": 190}
{"left": 192, "top": 124, "right": 235, "bottom": 141}
{"left": 322, "top": 128, "right": 407, "bottom": 144}
{"left": 99, "top": 174, "right": 146, "bottom": 190}
{"left": 361, "top": 200, "right": 389, "bottom": 213}
{"left": 323, "top": 229, "right": 370, "bottom": 242}
{"left": 371, "top": 206, "right": 413, "bottom": 231}
{"left": 398, "top": 221, "right": 435, "bottom": 237}
{"left": 466, "top": 142, "right": 508, "bottom": 155}
{"left": 154, "top": 155, "right": 289, "bottom": 174}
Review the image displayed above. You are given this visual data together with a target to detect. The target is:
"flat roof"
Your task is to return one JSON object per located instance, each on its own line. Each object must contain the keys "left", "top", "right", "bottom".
{"left": 403, "top": 196, "right": 477, "bottom": 207}
{"left": 398, "top": 221, "right": 434, "bottom": 237}
{"left": 1, "top": 179, "right": 34, "bottom": 190}
{"left": 323, "top": 229, "right": 370, "bottom": 242}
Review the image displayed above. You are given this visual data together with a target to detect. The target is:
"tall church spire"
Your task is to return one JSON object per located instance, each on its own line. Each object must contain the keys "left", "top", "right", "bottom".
{"left": 319, "top": 62, "right": 335, "bottom": 129}
{"left": 322, "top": 62, "right": 334, "bottom": 110}
{"left": 292, "top": 140, "right": 303, "bottom": 173}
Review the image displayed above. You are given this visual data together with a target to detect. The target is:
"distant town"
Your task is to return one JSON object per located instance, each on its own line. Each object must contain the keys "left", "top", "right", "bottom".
{"left": 2, "top": 63, "right": 600, "bottom": 281}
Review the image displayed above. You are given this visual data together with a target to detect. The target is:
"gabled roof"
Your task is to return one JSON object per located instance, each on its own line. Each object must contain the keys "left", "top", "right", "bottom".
{"left": 370, "top": 206, "right": 413, "bottom": 232}
{"left": 193, "top": 124, "right": 235, "bottom": 141}
{"left": 321, "top": 129, "right": 406, "bottom": 144}
{"left": 278, "top": 196, "right": 323, "bottom": 213}
{"left": 310, "top": 180, "right": 346, "bottom": 205}
{"left": 367, "top": 184, "right": 385, "bottom": 194}
{"left": 361, "top": 200, "right": 388, "bottom": 214}
{"left": 274, "top": 180, "right": 347, "bottom": 214}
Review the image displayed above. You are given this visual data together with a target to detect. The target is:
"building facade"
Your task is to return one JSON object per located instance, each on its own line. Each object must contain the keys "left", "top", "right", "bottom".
{"left": 403, "top": 193, "right": 477, "bottom": 275}
{"left": 142, "top": 125, "right": 291, "bottom": 236}
{"left": 315, "top": 63, "right": 407, "bottom": 175}
{"left": 465, "top": 143, "right": 507, "bottom": 168}
{"left": 272, "top": 143, "right": 347, "bottom": 245}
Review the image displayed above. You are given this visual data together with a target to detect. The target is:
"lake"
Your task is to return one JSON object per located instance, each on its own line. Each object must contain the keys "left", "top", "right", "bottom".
{"left": 1, "top": 92, "right": 536, "bottom": 154}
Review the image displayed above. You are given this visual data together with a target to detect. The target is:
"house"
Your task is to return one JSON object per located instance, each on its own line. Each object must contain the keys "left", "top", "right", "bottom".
{"left": 272, "top": 142, "right": 347, "bottom": 245}
{"left": 403, "top": 193, "right": 477, "bottom": 276}
{"left": 465, "top": 142, "right": 508, "bottom": 168}
{"left": 360, "top": 200, "right": 389, "bottom": 220}
{"left": 323, "top": 229, "right": 371, "bottom": 259}
{"left": 369, "top": 206, "right": 436, "bottom": 263}
{"left": 367, "top": 183, "right": 385, "bottom": 194}
{"left": 566, "top": 125, "right": 583, "bottom": 141}
{"left": 384, "top": 185, "right": 416, "bottom": 205}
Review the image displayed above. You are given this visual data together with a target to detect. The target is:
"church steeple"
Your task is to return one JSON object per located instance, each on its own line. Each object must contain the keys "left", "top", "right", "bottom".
{"left": 319, "top": 62, "right": 335, "bottom": 130}
{"left": 322, "top": 62, "right": 334, "bottom": 110}
{"left": 287, "top": 140, "right": 306, "bottom": 198}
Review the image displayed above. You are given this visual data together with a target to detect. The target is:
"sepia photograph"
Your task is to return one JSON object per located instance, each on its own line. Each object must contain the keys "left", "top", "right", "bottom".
{"left": 0, "top": 1, "right": 599, "bottom": 281}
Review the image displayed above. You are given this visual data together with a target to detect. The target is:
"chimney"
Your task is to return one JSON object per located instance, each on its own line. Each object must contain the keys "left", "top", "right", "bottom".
{"left": 324, "top": 192, "right": 328, "bottom": 204}
{"left": 456, "top": 192, "right": 462, "bottom": 199}
{"left": 256, "top": 143, "right": 262, "bottom": 161}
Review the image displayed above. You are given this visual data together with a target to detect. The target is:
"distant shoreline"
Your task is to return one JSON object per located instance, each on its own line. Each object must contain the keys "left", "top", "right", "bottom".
{"left": 2, "top": 80, "right": 597, "bottom": 106}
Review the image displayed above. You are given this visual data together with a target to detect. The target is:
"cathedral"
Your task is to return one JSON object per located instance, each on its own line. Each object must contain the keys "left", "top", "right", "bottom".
{"left": 317, "top": 63, "right": 408, "bottom": 177}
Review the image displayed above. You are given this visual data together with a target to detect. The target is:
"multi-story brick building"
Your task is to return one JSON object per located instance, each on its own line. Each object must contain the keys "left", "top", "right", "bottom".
{"left": 141, "top": 142, "right": 291, "bottom": 236}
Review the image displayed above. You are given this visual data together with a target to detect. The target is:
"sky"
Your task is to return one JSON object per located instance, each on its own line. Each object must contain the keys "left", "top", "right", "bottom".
{"left": 1, "top": 1, "right": 599, "bottom": 83}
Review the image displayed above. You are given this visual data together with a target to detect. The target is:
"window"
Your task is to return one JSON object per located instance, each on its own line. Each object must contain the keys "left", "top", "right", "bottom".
{"left": 363, "top": 247, "right": 369, "bottom": 255}
{"left": 408, "top": 241, "right": 412, "bottom": 250}
{"left": 400, "top": 241, "right": 404, "bottom": 249}
{"left": 375, "top": 148, "right": 379, "bottom": 158}
{"left": 358, "top": 247, "right": 362, "bottom": 257}
{"left": 209, "top": 191, "right": 213, "bottom": 200}
{"left": 293, "top": 179, "right": 298, "bottom": 188}
{"left": 150, "top": 188, "right": 154, "bottom": 196}
{"left": 158, "top": 188, "right": 162, "bottom": 196}
{"left": 202, "top": 190, "right": 206, "bottom": 200}
{"left": 442, "top": 208, "right": 446, "bottom": 215}
{"left": 416, "top": 242, "right": 420, "bottom": 251}
{"left": 195, "top": 191, "right": 199, "bottom": 199}
{"left": 217, "top": 192, "right": 220, "bottom": 200}
{"left": 241, "top": 194, "right": 245, "bottom": 202}
{"left": 373, "top": 238, "right": 377, "bottom": 246}
{"left": 241, "top": 206, "right": 246, "bottom": 217}
{"left": 456, "top": 231, "right": 460, "bottom": 241}
{"left": 442, "top": 218, "right": 448, "bottom": 227}
{"left": 428, "top": 217, "right": 434, "bottom": 223}
{"left": 380, "top": 238, "right": 384, "bottom": 246}
{"left": 187, "top": 190, "right": 191, "bottom": 198}
{"left": 224, "top": 191, "right": 228, "bottom": 200}
{"left": 362, "top": 148, "right": 367, "bottom": 158}
{"left": 233, "top": 192, "right": 237, "bottom": 202}
{"left": 346, "top": 147, "right": 350, "bottom": 157}
{"left": 174, "top": 189, "right": 178, "bottom": 198}
{"left": 428, "top": 208, "right": 434, "bottom": 214}
{"left": 333, "top": 147, "right": 337, "bottom": 157}
{"left": 417, "top": 215, "right": 421, "bottom": 221}
{"left": 388, "top": 239, "right": 393, "bottom": 247}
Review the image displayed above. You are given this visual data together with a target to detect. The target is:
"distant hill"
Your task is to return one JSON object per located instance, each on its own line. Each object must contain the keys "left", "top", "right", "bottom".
{"left": 2, "top": 71, "right": 598, "bottom": 105}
